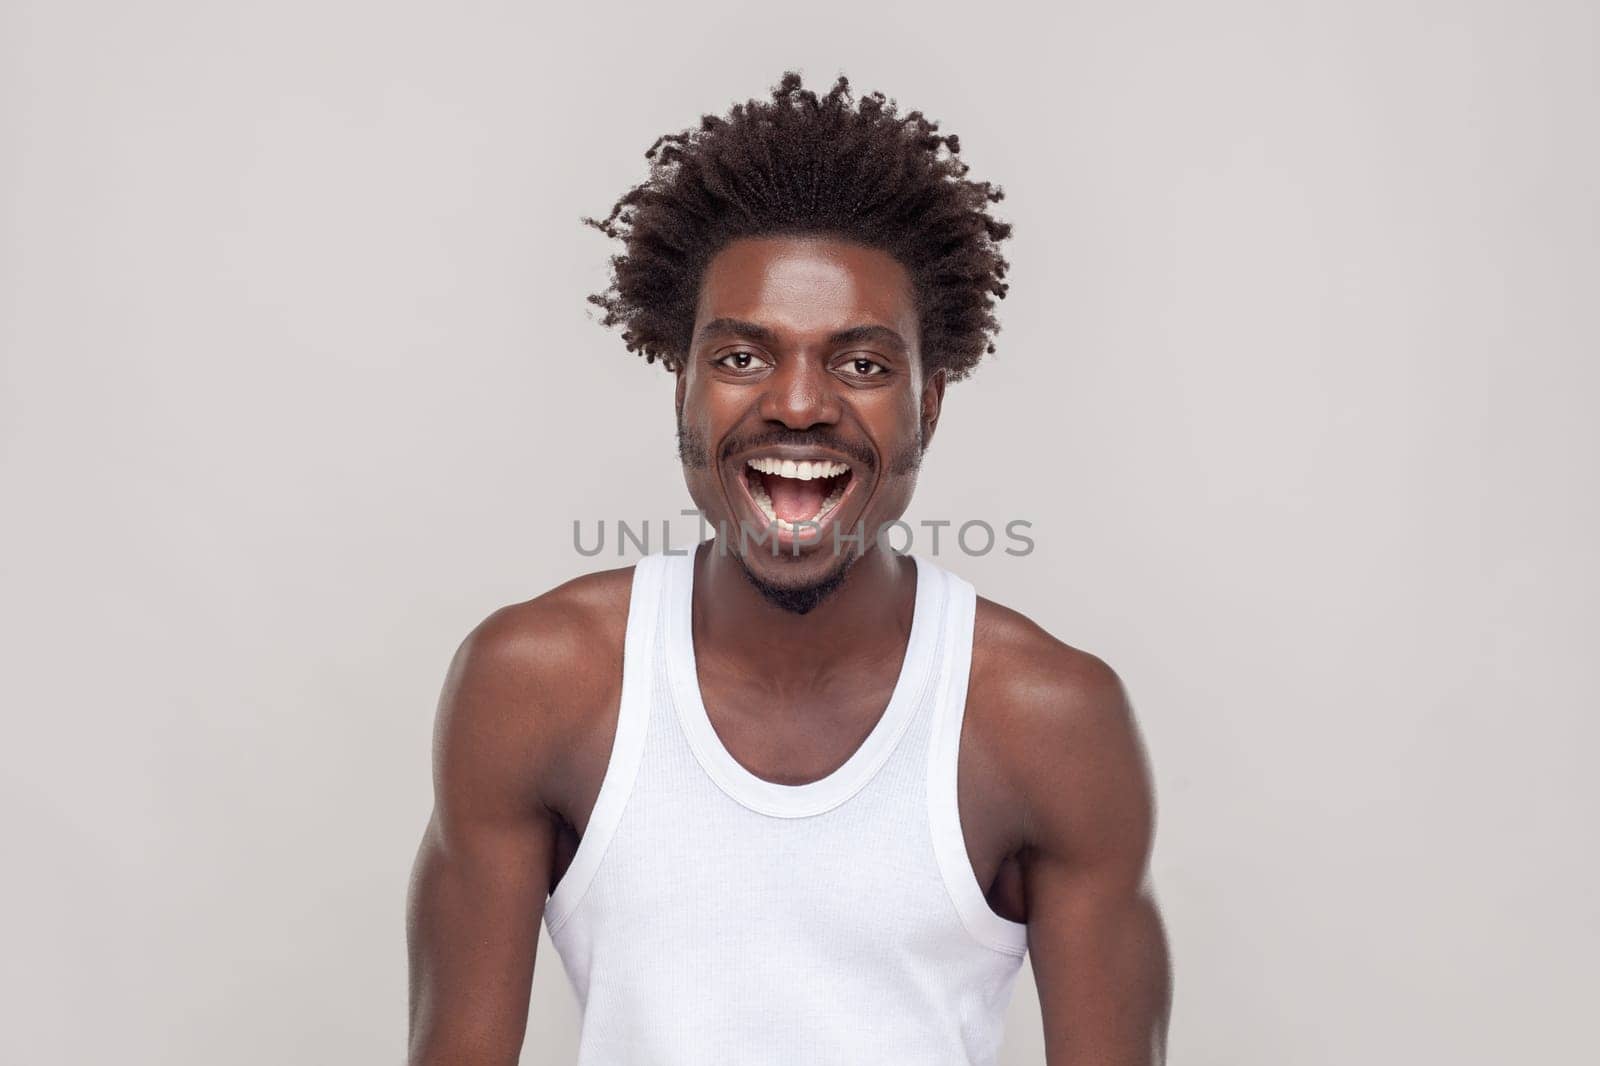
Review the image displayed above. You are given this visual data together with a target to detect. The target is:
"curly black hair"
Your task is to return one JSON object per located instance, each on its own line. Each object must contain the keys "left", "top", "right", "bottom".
{"left": 584, "top": 71, "right": 1012, "bottom": 381}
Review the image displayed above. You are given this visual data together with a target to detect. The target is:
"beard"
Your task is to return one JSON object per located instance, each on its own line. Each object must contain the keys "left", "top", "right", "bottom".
{"left": 733, "top": 549, "right": 856, "bottom": 615}
{"left": 675, "top": 405, "right": 922, "bottom": 615}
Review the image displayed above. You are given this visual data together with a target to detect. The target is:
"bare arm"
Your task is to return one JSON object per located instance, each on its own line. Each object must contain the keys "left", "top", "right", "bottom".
{"left": 406, "top": 609, "right": 564, "bottom": 1065}
{"left": 1019, "top": 652, "right": 1172, "bottom": 1063}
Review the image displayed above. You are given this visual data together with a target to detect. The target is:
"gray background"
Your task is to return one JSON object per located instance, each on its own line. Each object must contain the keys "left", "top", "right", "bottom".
{"left": 3, "top": 1, "right": 1595, "bottom": 1062}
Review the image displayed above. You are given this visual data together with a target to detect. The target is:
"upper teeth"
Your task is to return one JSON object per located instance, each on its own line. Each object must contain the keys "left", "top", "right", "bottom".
{"left": 746, "top": 457, "right": 849, "bottom": 480}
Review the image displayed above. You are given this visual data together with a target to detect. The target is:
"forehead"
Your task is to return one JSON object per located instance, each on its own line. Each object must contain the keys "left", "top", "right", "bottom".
{"left": 693, "top": 236, "right": 917, "bottom": 343}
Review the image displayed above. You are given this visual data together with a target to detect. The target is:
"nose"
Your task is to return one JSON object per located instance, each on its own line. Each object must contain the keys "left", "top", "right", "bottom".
{"left": 757, "top": 357, "right": 840, "bottom": 431}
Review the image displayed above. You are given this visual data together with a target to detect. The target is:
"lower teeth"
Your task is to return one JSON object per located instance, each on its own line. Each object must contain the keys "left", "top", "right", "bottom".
{"left": 749, "top": 480, "right": 847, "bottom": 532}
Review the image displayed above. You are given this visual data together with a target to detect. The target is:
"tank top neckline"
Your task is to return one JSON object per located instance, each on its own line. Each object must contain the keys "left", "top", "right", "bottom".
{"left": 663, "top": 545, "right": 944, "bottom": 819}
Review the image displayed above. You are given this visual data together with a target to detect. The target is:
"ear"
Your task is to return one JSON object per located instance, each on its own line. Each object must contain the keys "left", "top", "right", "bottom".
{"left": 920, "top": 368, "right": 947, "bottom": 450}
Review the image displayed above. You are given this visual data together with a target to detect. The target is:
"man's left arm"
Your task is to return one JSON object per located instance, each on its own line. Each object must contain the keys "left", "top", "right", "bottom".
{"left": 1016, "top": 650, "right": 1172, "bottom": 1064}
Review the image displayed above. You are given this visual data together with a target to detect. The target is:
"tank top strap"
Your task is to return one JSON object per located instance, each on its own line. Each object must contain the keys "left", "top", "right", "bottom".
{"left": 924, "top": 563, "right": 1030, "bottom": 956}
{"left": 543, "top": 551, "right": 670, "bottom": 932}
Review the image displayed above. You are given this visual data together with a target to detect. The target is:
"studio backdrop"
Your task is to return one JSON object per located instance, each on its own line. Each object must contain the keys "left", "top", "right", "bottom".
{"left": 2, "top": 1, "right": 1595, "bottom": 1063}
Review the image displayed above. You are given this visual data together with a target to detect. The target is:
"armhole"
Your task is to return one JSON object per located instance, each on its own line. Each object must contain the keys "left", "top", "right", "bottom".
{"left": 926, "top": 569, "right": 1030, "bottom": 957}
{"left": 544, "top": 554, "right": 663, "bottom": 934}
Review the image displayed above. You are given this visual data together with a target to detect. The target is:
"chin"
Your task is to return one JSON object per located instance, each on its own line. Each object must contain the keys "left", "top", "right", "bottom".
{"left": 718, "top": 536, "right": 859, "bottom": 615}
{"left": 736, "top": 547, "right": 857, "bottom": 614}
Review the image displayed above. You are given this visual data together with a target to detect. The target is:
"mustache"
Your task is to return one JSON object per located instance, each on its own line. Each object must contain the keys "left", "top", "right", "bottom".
{"left": 717, "top": 429, "right": 877, "bottom": 471}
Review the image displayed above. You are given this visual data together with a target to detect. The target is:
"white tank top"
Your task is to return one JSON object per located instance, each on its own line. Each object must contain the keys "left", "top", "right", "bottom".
{"left": 544, "top": 547, "right": 1029, "bottom": 1065}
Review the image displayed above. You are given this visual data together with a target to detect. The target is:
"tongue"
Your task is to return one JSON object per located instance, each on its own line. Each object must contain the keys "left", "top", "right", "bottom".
{"left": 765, "top": 474, "right": 829, "bottom": 523}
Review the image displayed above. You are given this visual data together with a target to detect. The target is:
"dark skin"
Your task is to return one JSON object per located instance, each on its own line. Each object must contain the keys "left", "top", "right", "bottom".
{"left": 407, "top": 237, "right": 1172, "bottom": 1064}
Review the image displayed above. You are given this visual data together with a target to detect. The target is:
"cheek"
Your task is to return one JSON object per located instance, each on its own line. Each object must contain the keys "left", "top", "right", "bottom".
{"left": 855, "top": 389, "right": 924, "bottom": 458}
{"left": 683, "top": 373, "right": 736, "bottom": 432}
{"left": 677, "top": 382, "right": 716, "bottom": 445}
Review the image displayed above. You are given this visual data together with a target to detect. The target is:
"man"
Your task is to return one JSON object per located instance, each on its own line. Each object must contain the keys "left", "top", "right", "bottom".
{"left": 407, "top": 73, "right": 1170, "bottom": 1065}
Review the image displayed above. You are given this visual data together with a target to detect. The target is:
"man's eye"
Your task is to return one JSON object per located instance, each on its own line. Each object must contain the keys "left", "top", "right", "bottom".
{"left": 843, "top": 357, "right": 887, "bottom": 377}
{"left": 715, "top": 350, "right": 769, "bottom": 371}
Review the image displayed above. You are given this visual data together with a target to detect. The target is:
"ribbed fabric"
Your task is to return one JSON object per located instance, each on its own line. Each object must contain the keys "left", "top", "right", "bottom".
{"left": 544, "top": 548, "right": 1028, "bottom": 1065}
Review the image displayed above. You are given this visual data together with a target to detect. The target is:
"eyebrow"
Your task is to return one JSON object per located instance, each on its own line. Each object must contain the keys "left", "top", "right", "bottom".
{"left": 695, "top": 318, "right": 779, "bottom": 346}
{"left": 695, "top": 317, "right": 908, "bottom": 354}
{"left": 826, "top": 324, "right": 908, "bottom": 354}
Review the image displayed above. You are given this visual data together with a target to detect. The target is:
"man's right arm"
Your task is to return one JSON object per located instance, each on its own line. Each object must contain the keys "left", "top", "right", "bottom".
{"left": 405, "top": 603, "right": 571, "bottom": 1065}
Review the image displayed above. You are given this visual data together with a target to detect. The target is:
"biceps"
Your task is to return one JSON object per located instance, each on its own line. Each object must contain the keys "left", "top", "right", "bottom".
{"left": 406, "top": 810, "right": 553, "bottom": 1064}
{"left": 1028, "top": 863, "right": 1172, "bottom": 1065}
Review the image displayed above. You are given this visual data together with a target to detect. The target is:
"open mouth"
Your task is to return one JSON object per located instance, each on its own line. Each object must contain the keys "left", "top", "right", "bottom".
{"left": 742, "top": 456, "right": 854, "bottom": 535}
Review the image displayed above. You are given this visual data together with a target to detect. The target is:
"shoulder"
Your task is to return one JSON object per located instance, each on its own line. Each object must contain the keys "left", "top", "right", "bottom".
{"left": 971, "top": 596, "right": 1130, "bottom": 730}
{"left": 452, "top": 564, "right": 636, "bottom": 698}
{"left": 430, "top": 565, "right": 637, "bottom": 812}
{"left": 969, "top": 595, "right": 1138, "bottom": 769}
{"left": 968, "top": 595, "right": 1155, "bottom": 864}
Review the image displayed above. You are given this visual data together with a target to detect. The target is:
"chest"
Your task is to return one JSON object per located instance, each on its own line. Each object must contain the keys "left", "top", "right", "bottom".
{"left": 692, "top": 653, "right": 903, "bottom": 786}
{"left": 552, "top": 660, "right": 1030, "bottom": 926}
